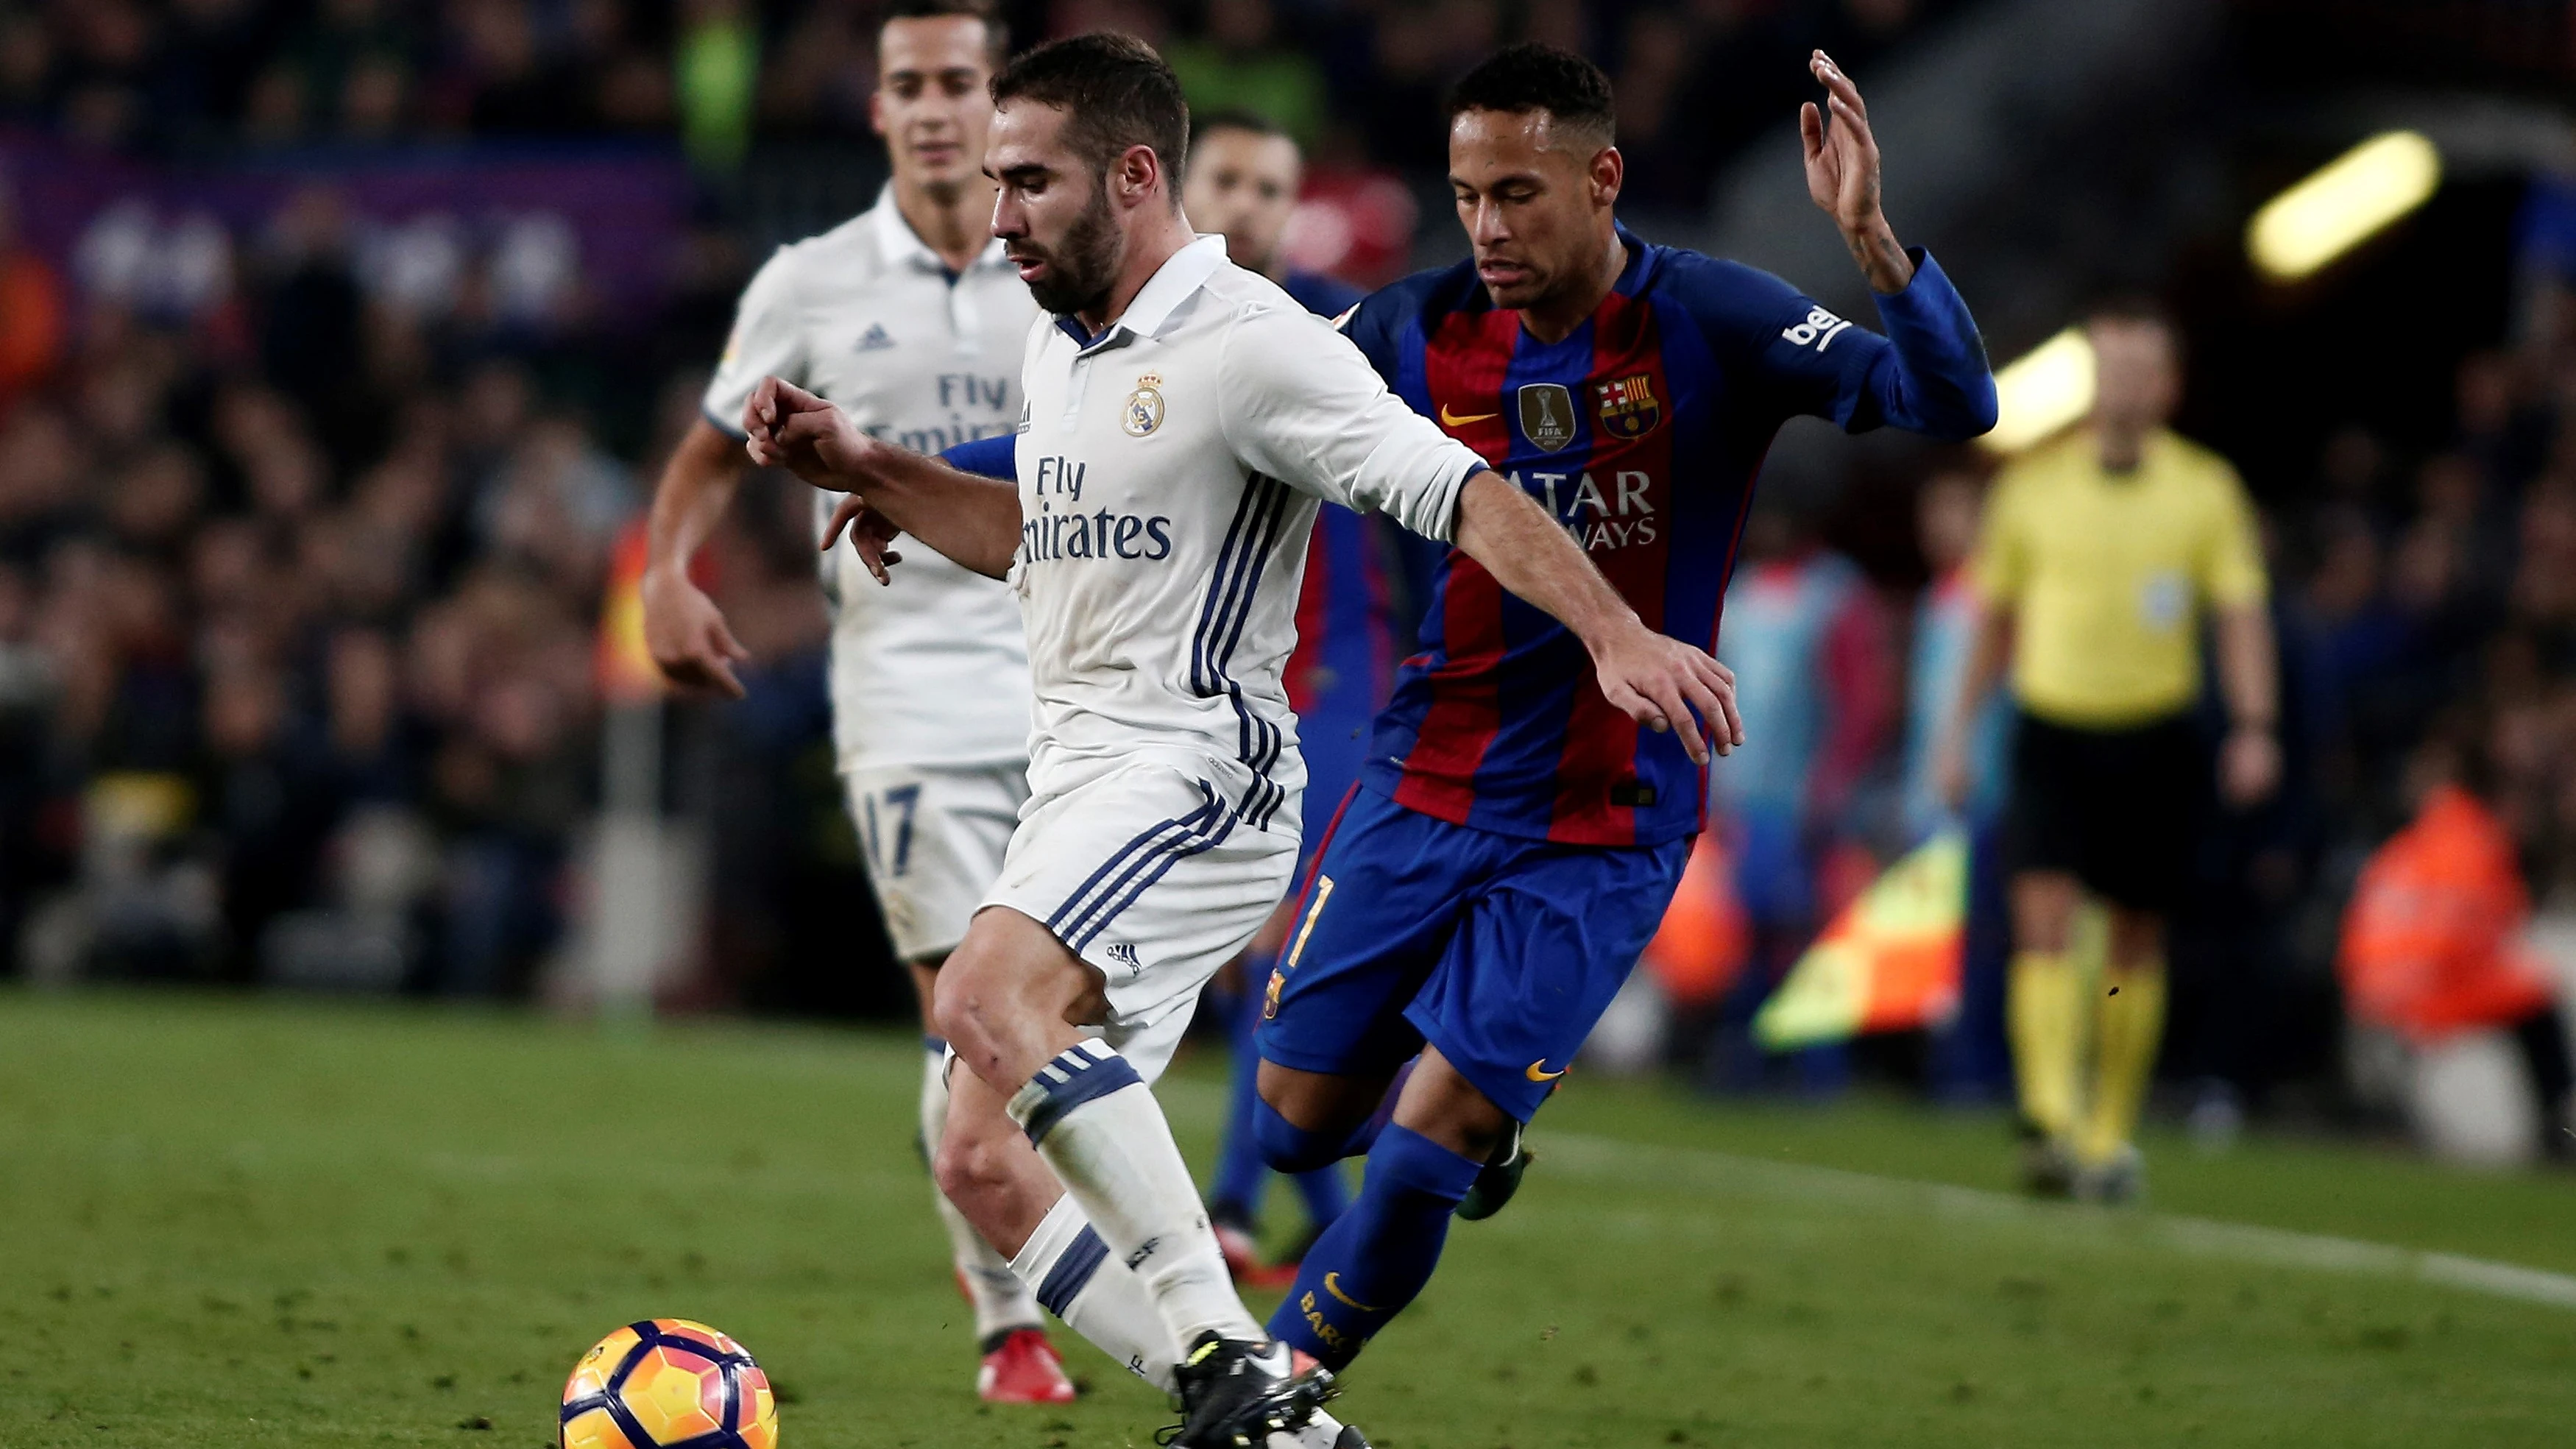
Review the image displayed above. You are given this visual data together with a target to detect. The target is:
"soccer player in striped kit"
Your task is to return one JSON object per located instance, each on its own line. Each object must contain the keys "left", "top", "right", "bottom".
{"left": 1248, "top": 43, "right": 1997, "bottom": 1375}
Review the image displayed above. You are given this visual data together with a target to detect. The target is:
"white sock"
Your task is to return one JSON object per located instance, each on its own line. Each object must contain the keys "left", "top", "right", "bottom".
{"left": 921, "top": 1043, "right": 1043, "bottom": 1345}
{"left": 1008, "top": 1039, "right": 1264, "bottom": 1349}
{"left": 1009, "top": 1192, "right": 1181, "bottom": 1393}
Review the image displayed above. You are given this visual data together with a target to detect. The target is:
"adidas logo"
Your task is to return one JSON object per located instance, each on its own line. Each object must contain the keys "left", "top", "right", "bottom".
{"left": 855, "top": 323, "right": 894, "bottom": 352}
{"left": 1105, "top": 941, "right": 1142, "bottom": 971}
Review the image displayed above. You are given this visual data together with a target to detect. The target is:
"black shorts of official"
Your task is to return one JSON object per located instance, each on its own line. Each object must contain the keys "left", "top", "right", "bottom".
{"left": 2003, "top": 709, "right": 2206, "bottom": 914}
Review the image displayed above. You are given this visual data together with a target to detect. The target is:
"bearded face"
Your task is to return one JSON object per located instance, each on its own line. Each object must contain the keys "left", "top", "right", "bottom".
{"left": 1008, "top": 173, "right": 1123, "bottom": 317}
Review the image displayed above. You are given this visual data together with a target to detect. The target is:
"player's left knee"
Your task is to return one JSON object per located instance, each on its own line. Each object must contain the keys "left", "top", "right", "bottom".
{"left": 1253, "top": 1098, "right": 1345, "bottom": 1173}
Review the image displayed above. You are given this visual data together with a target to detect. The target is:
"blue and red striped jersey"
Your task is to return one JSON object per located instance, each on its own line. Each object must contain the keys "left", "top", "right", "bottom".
{"left": 1341, "top": 229, "right": 1995, "bottom": 846}
{"left": 1280, "top": 267, "right": 1413, "bottom": 840}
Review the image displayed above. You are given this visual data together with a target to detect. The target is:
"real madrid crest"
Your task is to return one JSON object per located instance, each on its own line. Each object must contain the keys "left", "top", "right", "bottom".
{"left": 1122, "top": 373, "right": 1166, "bottom": 437}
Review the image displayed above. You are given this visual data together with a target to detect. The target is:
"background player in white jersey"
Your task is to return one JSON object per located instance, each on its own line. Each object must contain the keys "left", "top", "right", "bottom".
{"left": 634, "top": 0, "right": 1077, "bottom": 1408}
{"left": 743, "top": 35, "right": 1739, "bottom": 1448}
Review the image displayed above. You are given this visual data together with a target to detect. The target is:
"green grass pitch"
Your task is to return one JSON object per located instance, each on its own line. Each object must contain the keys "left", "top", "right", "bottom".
{"left": 3, "top": 991, "right": 2572, "bottom": 1448}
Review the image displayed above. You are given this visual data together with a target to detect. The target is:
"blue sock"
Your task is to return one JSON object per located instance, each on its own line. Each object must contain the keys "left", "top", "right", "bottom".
{"left": 1208, "top": 959, "right": 1274, "bottom": 1219}
{"left": 1267, "top": 1124, "right": 1479, "bottom": 1370}
{"left": 1290, "top": 1161, "right": 1350, "bottom": 1233}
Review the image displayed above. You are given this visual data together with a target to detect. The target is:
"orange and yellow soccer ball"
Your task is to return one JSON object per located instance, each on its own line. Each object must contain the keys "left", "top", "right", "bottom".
{"left": 559, "top": 1319, "right": 778, "bottom": 1449}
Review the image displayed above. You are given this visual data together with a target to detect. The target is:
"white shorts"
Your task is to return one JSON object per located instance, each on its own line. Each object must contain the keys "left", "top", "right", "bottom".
{"left": 984, "top": 759, "right": 1297, "bottom": 1081}
{"left": 841, "top": 761, "right": 1031, "bottom": 963}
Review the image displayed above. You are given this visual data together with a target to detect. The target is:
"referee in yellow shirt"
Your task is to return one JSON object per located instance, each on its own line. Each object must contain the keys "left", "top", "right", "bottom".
{"left": 1936, "top": 300, "right": 2279, "bottom": 1202}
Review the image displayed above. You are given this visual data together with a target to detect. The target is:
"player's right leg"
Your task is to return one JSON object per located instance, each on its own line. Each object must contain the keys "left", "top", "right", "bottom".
{"left": 937, "top": 1035, "right": 1370, "bottom": 1447}
{"left": 946, "top": 761, "right": 1348, "bottom": 1446}
{"left": 844, "top": 763, "right": 1075, "bottom": 1402}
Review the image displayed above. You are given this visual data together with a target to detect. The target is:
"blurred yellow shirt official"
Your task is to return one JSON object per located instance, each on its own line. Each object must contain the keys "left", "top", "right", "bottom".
{"left": 1973, "top": 427, "right": 2268, "bottom": 728}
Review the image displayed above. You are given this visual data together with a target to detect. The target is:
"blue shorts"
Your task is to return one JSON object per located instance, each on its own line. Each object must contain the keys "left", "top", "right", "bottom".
{"left": 1255, "top": 784, "right": 1691, "bottom": 1122}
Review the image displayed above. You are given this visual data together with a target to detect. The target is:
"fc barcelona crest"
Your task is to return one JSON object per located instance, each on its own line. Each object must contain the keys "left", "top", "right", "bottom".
{"left": 1517, "top": 383, "right": 1577, "bottom": 452}
{"left": 1596, "top": 373, "right": 1662, "bottom": 439}
{"left": 1122, "top": 372, "right": 1166, "bottom": 436}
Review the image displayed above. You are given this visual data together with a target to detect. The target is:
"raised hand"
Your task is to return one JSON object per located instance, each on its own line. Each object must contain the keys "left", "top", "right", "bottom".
{"left": 1799, "top": 50, "right": 1914, "bottom": 294}
{"left": 1590, "top": 623, "right": 1744, "bottom": 767}
{"left": 822, "top": 493, "right": 907, "bottom": 587}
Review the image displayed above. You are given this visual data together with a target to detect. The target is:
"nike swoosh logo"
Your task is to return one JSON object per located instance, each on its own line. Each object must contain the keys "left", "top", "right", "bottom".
{"left": 1439, "top": 404, "right": 1499, "bottom": 427}
{"left": 1323, "top": 1272, "right": 1383, "bottom": 1312}
{"left": 1525, "top": 1060, "right": 1568, "bottom": 1082}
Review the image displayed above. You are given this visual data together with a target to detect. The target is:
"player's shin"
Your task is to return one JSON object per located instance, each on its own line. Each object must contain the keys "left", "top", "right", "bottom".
{"left": 921, "top": 1039, "right": 1045, "bottom": 1345}
{"left": 1008, "top": 1040, "right": 1267, "bottom": 1347}
{"left": 1009, "top": 1193, "right": 1182, "bottom": 1394}
{"left": 1267, "top": 1124, "right": 1480, "bottom": 1372}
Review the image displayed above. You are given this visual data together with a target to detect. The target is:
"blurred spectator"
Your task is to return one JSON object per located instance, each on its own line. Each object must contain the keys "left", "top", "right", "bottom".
{"left": 2339, "top": 715, "right": 2572, "bottom": 1161}
{"left": 676, "top": 0, "right": 758, "bottom": 169}
{"left": 1166, "top": 0, "right": 1326, "bottom": 149}
{"left": 1708, "top": 503, "right": 1895, "bottom": 1091}
{"left": 0, "top": 185, "right": 66, "bottom": 411}
{"left": 1903, "top": 470, "right": 2012, "bottom": 1102}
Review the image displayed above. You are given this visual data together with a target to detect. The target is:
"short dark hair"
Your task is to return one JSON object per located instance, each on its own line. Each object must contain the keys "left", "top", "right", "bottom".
{"left": 879, "top": 0, "right": 1008, "bottom": 61}
{"left": 1446, "top": 43, "right": 1616, "bottom": 148}
{"left": 991, "top": 32, "right": 1189, "bottom": 183}
{"left": 1191, "top": 107, "right": 1286, "bottom": 146}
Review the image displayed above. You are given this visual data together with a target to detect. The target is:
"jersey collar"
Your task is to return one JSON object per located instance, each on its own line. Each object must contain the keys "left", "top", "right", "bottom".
{"left": 871, "top": 183, "right": 1013, "bottom": 279}
{"left": 1610, "top": 222, "right": 1662, "bottom": 297}
{"left": 1054, "top": 233, "right": 1230, "bottom": 355}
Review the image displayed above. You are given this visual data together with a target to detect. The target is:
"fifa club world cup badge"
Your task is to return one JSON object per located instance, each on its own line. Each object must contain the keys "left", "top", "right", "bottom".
{"left": 1595, "top": 373, "right": 1663, "bottom": 439}
{"left": 1122, "top": 373, "right": 1166, "bottom": 436}
{"left": 1517, "top": 382, "right": 1577, "bottom": 452}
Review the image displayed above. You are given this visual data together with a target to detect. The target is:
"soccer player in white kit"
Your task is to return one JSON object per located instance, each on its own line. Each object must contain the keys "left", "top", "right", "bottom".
{"left": 746, "top": 34, "right": 1738, "bottom": 1448}
{"left": 636, "top": 0, "right": 1078, "bottom": 1408}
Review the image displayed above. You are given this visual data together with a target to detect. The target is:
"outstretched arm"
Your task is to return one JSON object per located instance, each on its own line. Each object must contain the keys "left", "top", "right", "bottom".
{"left": 1452, "top": 473, "right": 1743, "bottom": 765}
{"left": 743, "top": 376, "right": 1022, "bottom": 580}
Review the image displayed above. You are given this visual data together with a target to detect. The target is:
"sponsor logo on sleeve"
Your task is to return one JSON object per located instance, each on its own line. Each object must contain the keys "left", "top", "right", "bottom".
{"left": 1781, "top": 305, "right": 1853, "bottom": 352}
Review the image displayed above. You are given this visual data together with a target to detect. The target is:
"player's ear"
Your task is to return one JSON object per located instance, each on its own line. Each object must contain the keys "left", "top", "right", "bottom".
{"left": 1113, "top": 143, "right": 1161, "bottom": 209}
{"left": 868, "top": 84, "right": 888, "bottom": 139}
{"left": 1591, "top": 146, "right": 1624, "bottom": 208}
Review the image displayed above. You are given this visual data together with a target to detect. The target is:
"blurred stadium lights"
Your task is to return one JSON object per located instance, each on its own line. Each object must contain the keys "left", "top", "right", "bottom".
{"left": 2246, "top": 130, "right": 2444, "bottom": 283}
{"left": 1979, "top": 326, "right": 2095, "bottom": 455}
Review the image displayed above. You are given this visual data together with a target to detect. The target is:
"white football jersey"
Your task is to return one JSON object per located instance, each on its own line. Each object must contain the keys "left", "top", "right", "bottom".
{"left": 1008, "top": 235, "right": 1482, "bottom": 832}
{"left": 704, "top": 186, "right": 1038, "bottom": 772}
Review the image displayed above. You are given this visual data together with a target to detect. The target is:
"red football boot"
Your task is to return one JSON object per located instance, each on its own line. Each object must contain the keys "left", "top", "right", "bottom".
{"left": 978, "top": 1328, "right": 1078, "bottom": 1404}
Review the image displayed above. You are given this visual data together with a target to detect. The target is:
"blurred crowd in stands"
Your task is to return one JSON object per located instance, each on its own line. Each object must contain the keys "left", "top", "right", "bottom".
{"left": 0, "top": 0, "right": 1950, "bottom": 195}
{"left": 0, "top": 0, "right": 2568, "bottom": 1138}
